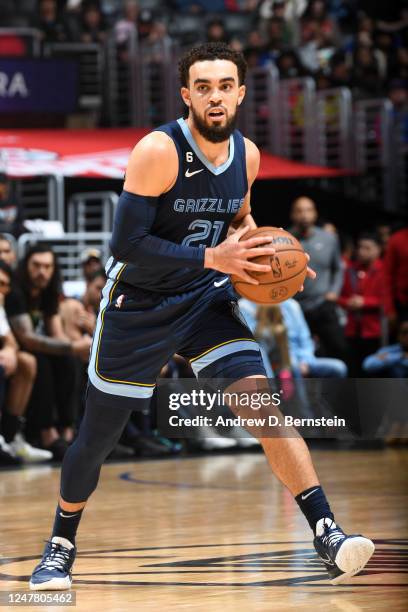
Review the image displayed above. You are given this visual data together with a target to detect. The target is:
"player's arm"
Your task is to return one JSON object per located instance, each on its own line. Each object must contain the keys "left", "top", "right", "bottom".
{"left": 229, "top": 138, "right": 259, "bottom": 233}
{"left": 113, "top": 132, "right": 276, "bottom": 284}
{"left": 110, "top": 131, "right": 206, "bottom": 270}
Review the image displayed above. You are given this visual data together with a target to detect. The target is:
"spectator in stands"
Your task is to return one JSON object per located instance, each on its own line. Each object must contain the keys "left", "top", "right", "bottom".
{"left": 265, "top": 16, "right": 287, "bottom": 61}
{"left": 137, "top": 8, "right": 155, "bottom": 41}
{"left": 0, "top": 174, "right": 24, "bottom": 238}
{"left": 297, "top": 18, "right": 323, "bottom": 72}
{"left": 113, "top": 0, "right": 139, "bottom": 46}
{"left": 80, "top": 2, "right": 108, "bottom": 44}
{"left": 80, "top": 247, "right": 102, "bottom": 282}
{"left": 258, "top": 0, "right": 307, "bottom": 22}
{"left": 301, "top": 0, "right": 338, "bottom": 47}
{"left": 34, "top": 0, "right": 72, "bottom": 43}
{"left": 338, "top": 233, "right": 389, "bottom": 376}
{"left": 0, "top": 260, "right": 51, "bottom": 463}
{"left": 6, "top": 245, "right": 91, "bottom": 460}
{"left": 352, "top": 45, "right": 384, "bottom": 97}
{"left": 389, "top": 48, "right": 408, "bottom": 81}
{"left": 388, "top": 78, "right": 408, "bottom": 111}
{"left": 355, "top": 14, "right": 376, "bottom": 48}
{"left": 206, "top": 19, "right": 230, "bottom": 44}
{"left": 144, "top": 21, "right": 173, "bottom": 60}
{"left": 289, "top": 196, "right": 348, "bottom": 361}
{"left": 363, "top": 319, "right": 408, "bottom": 378}
{"left": 384, "top": 223, "right": 408, "bottom": 322}
{"left": 376, "top": 223, "right": 392, "bottom": 256}
{"left": 280, "top": 297, "right": 347, "bottom": 377}
{"left": 60, "top": 267, "right": 105, "bottom": 341}
{"left": 276, "top": 49, "right": 306, "bottom": 78}
{"left": 0, "top": 233, "right": 17, "bottom": 268}
{"left": 329, "top": 51, "right": 352, "bottom": 87}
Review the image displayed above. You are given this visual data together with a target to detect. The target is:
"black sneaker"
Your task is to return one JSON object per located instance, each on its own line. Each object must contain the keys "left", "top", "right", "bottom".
{"left": 314, "top": 518, "right": 375, "bottom": 585}
{"left": 29, "top": 537, "right": 76, "bottom": 590}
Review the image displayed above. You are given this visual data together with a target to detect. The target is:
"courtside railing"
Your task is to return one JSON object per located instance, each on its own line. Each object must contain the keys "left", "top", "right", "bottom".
{"left": 67, "top": 191, "right": 119, "bottom": 233}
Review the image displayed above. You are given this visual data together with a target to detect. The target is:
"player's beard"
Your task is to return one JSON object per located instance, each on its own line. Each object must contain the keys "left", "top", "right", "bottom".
{"left": 190, "top": 104, "right": 238, "bottom": 143}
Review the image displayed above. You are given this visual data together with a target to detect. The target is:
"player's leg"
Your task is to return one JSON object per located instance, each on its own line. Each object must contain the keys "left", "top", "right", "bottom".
{"left": 29, "top": 278, "right": 170, "bottom": 591}
{"left": 29, "top": 383, "right": 148, "bottom": 591}
{"left": 226, "top": 374, "right": 374, "bottom": 584}
{"left": 179, "top": 287, "right": 374, "bottom": 584}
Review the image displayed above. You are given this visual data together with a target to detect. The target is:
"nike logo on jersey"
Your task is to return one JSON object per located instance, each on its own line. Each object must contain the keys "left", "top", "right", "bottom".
{"left": 214, "top": 277, "right": 229, "bottom": 287}
{"left": 185, "top": 168, "right": 204, "bottom": 178}
{"left": 301, "top": 488, "right": 319, "bottom": 500}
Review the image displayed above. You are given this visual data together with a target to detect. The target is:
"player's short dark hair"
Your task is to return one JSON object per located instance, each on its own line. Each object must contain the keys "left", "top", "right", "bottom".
{"left": 178, "top": 42, "right": 247, "bottom": 88}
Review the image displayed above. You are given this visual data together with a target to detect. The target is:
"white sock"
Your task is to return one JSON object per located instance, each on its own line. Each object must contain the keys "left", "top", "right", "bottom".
{"left": 51, "top": 536, "right": 75, "bottom": 550}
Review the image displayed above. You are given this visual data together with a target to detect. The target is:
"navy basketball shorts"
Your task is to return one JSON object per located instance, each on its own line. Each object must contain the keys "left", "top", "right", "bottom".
{"left": 88, "top": 276, "right": 266, "bottom": 403}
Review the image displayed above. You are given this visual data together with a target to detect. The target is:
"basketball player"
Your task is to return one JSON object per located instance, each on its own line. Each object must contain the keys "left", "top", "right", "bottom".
{"left": 29, "top": 43, "right": 374, "bottom": 590}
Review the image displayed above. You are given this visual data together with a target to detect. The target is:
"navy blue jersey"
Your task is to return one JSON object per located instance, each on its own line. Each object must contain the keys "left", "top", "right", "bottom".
{"left": 106, "top": 117, "right": 248, "bottom": 294}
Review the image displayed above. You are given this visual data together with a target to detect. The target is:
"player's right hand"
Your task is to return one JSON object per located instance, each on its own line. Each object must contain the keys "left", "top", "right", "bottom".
{"left": 204, "top": 225, "right": 276, "bottom": 285}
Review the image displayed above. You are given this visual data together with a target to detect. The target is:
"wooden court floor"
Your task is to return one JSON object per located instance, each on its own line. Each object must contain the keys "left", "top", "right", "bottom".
{"left": 1, "top": 448, "right": 407, "bottom": 611}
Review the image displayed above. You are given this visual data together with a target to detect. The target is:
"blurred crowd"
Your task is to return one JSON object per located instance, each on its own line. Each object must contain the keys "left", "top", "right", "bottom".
{"left": 0, "top": 1, "right": 407, "bottom": 107}
{"left": 0, "top": 165, "right": 407, "bottom": 467}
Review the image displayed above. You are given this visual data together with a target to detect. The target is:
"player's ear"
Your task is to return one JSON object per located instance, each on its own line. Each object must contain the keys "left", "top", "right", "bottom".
{"left": 180, "top": 87, "right": 191, "bottom": 108}
{"left": 237, "top": 84, "right": 246, "bottom": 106}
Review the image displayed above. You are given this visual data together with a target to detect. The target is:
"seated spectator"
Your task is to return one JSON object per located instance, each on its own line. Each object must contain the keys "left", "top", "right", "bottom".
{"left": 33, "top": 0, "right": 72, "bottom": 43}
{"left": 0, "top": 174, "right": 24, "bottom": 238}
{"left": 280, "top": 297, "right": 347, "bottom": 377}
{"left": 0, "top": 233, "right": 17, "bottom": 268}
{"left": 297, "top": 18, "right": 323, "bottom": 72}
{"left": 206, "top": 19, "right": 230, "bottom": 44}
{"left": 302, "top": 0, "right": 338, "bottom": 47}
{"left": 60, "top": 268, "right": 105, "bottom": 341}
{"left": 352, "top": 45, "right": 384, "bottom": 97}
{"left": 329, "top": 51, "right": 352, "bottom": 87}
{"left": 81, "top": 247, "right": 103, "bottom": 282}
{"left": 264, "top": 16, "right": 286, "bottom": 61}
{"left": 376, "top": 223, "right": 392, "bottom": 256}
{"left": 389, "top": 48, "right": 408, "bottom": 82}
{"left": 258, "top": 0, "right": 307, "bottom": 22}
{"left": 0, "top": 261, "right": 50, "bottom": 463}
{"left": 6, "top": 245, "right": 91, "bottom": 461}
{"left": 80, "top": 2, "right": 108, "bottom": 44}
{"left": 114, "top": 0, "right": 139, "bottom": 46}
{"left": 276, "top": 49, "right": 306, "bottom": 77}
{"left": 363, "top": 319, "right": 408, "bottom": 378}
{"left": 388, "top": 79, "right": 408, "bottom": 112}
{"left": 338, "top": 233, "right": 389, "bottom": 376}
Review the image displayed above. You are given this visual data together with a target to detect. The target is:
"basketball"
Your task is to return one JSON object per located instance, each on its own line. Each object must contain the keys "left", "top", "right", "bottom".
{"left": 231, "top": 226, "right": 308, "bottom": 304}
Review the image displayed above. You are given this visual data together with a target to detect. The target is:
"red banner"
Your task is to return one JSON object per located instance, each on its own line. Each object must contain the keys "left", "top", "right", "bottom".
{"left": 0, "top": 128, "right": 349, "bottom": 180}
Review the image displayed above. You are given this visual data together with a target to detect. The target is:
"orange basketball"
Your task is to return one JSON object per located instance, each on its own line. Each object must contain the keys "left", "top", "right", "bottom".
{"left": 231, "top": 226, "right": 308, "bottom": 304}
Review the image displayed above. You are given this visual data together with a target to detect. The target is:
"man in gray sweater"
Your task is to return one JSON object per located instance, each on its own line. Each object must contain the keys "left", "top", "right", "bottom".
{"left": 289, "top": 197, "right": 348, "bottom": 361}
